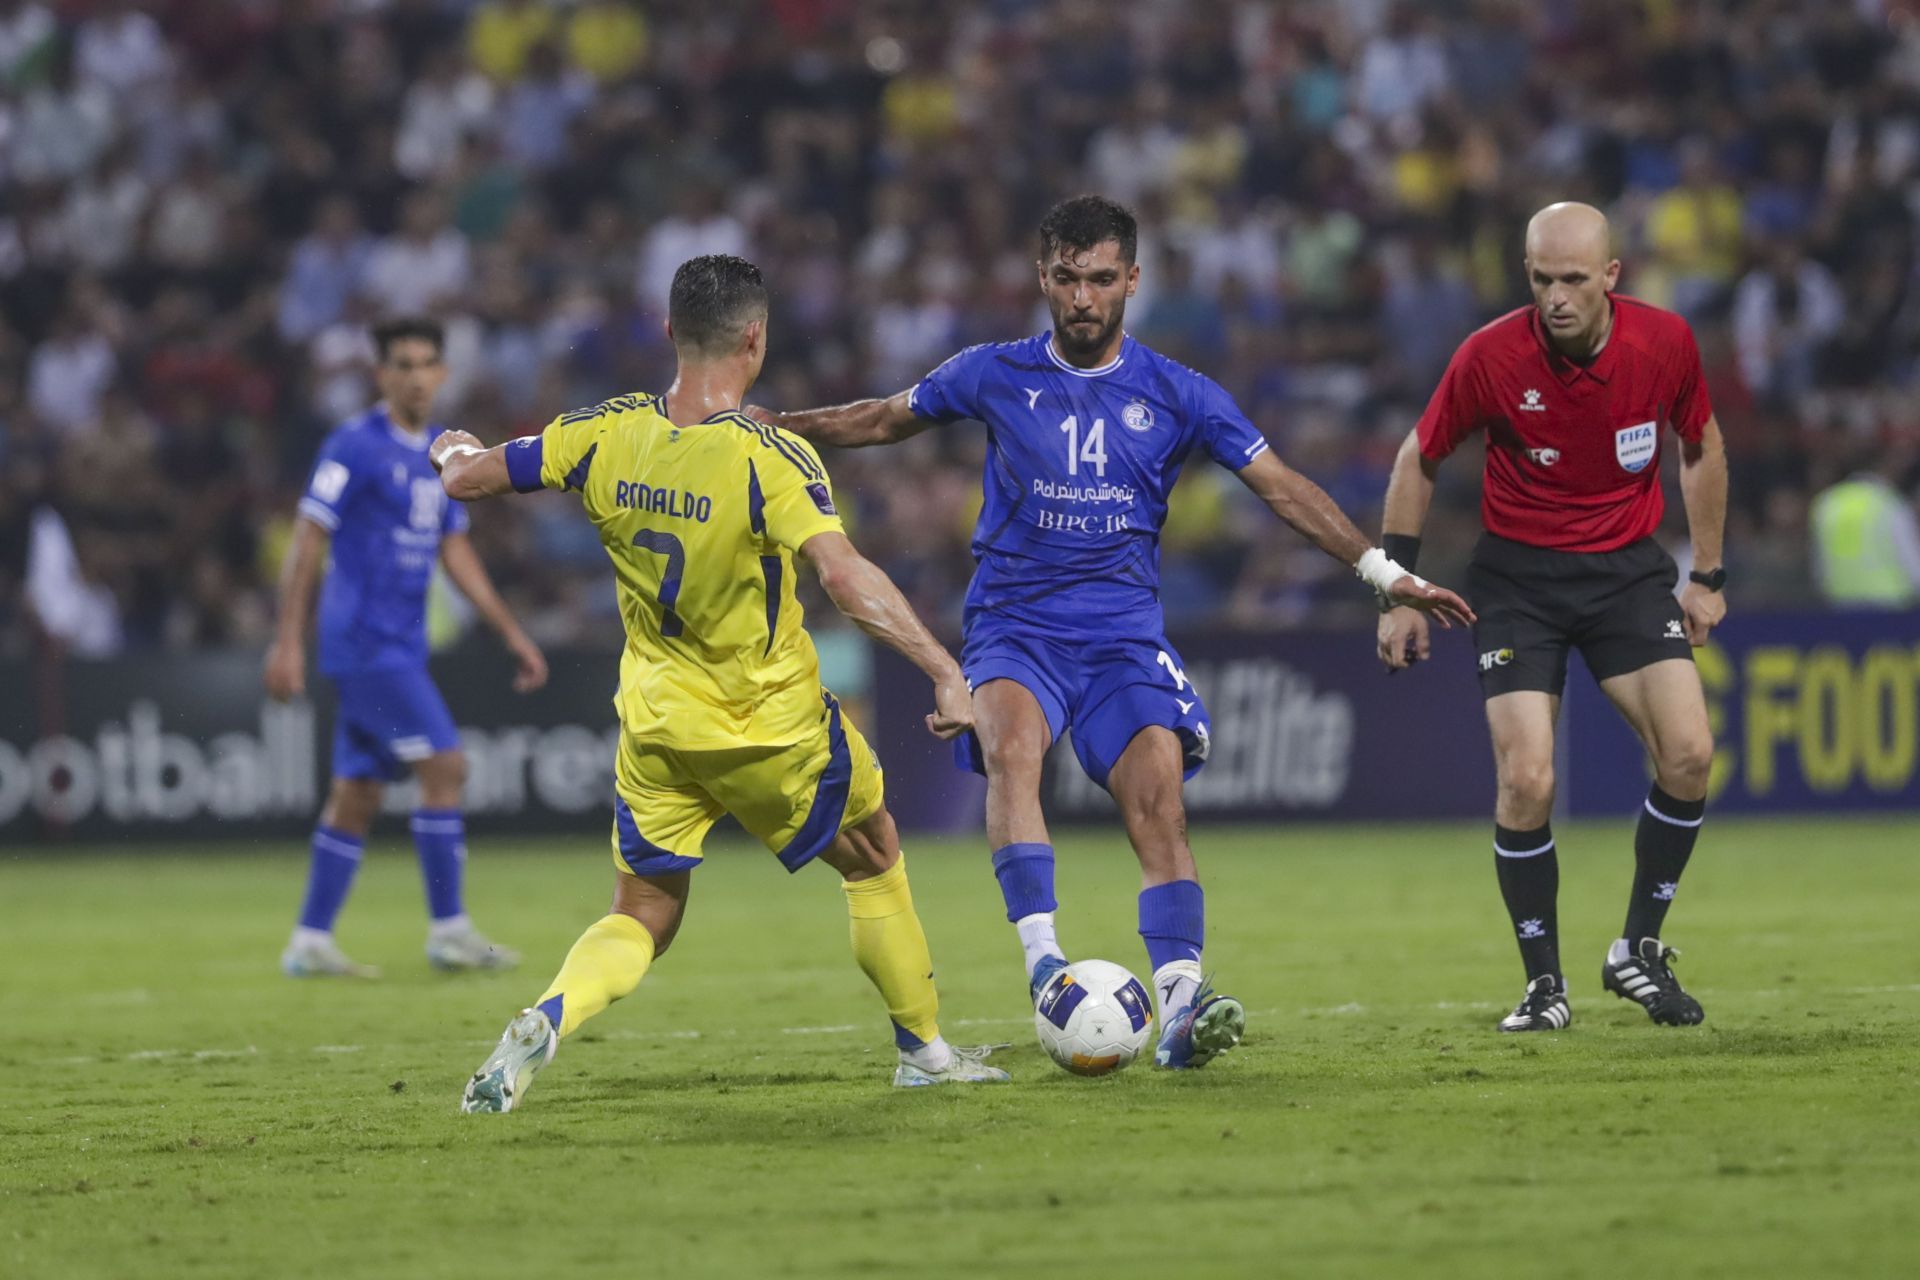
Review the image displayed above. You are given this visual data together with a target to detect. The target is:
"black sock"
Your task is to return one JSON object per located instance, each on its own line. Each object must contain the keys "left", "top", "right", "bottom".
{"left": 1624, "top": 785, "right": 1705, "bottom": 944}
{"left": 1495, "top": 823, "right": 1560, "bottom": 983}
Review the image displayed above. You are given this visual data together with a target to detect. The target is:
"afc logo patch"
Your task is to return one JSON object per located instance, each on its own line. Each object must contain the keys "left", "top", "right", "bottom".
{"left": 1615, "top": 421, "right": 1657, "bottom": 473}
{"left": 805, "top": 482, "right": 837, "bottom": 516}
{"left": 1526, "top": 447, "right": 1561, "bottom": 467}
{"left": 1479, "top": 647, "right": 1514, "bottom": 672}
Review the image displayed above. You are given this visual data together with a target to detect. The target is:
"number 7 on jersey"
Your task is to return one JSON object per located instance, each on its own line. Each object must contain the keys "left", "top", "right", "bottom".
{"left": 631, "top": 528, "right": 685, "bottom": 637}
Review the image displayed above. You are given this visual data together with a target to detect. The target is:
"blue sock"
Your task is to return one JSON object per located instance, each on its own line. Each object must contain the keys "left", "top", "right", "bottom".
{"left": 297, "top": 825, "right": 365, "bottom": 932}
{"left": 411, "top": 808, "right": 466, "bottom": 922}
{"left": 991, "top": 843, "right": 1057, "bottom": 921}
{"left": 1138, "top": 879, "right": 1205, "bottom": 971}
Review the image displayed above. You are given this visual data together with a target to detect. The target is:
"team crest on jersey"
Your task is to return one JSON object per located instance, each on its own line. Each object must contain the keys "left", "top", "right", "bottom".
{"left": 1614, "top": 421, "right": 1657, "bottom": 473}
{"left": 1122, "top": 401, "right": 1154, "bottom": 432}
{"left": 805, "top": 482, "right": 837, "bottom": 515}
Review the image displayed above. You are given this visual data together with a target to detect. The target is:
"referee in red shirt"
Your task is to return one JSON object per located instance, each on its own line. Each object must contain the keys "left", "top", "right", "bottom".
{"left": 1378, "top": 203, "right": 1728, "bottom": 1033}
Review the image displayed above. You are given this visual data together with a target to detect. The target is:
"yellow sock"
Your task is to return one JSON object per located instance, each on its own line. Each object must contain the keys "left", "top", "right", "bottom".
{"left": 534, "top": 913, "right": 656, "bottom": 1039}
{"left": 842, "top": 855, "right": 942, "bottom": 1051}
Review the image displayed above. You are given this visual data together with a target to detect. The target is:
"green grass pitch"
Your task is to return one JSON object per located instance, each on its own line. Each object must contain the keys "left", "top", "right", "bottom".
{"left": 3, "top": 817, "right": 1917, "bottom": 1279}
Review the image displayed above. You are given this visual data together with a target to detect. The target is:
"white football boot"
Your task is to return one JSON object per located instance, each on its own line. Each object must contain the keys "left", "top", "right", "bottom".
{"left": 280, "top": 930, "right": 379, "bottom": 979}
{"left": 461, "top": 1008, "right": 557, "bottom": 1114}
{"left": 891, "top": 1043, "right": 1011, "bottom": 1087}
{"left": 426, "top": 919, "right": 521, "bottom": 971}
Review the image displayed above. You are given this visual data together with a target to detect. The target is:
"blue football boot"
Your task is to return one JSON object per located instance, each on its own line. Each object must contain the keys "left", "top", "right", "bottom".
{"left": 1154, "top": 981, "right": 1245, "bottom": 1069}
{"left": 1028, "top": 953, "right": 1069, "bottom": 1005}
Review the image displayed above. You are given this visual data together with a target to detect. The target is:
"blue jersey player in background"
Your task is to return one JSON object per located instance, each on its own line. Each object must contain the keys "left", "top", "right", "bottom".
{"left": 265, "top": 317, "right": 549, "bottom": 978}
{"left": 765, "top": 197, "right": 1473, "bottom": 1067}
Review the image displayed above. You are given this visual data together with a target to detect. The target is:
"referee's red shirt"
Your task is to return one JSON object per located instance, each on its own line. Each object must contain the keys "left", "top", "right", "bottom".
{"left": 1416, "top": 294, "right": 1713, "bottom": 552}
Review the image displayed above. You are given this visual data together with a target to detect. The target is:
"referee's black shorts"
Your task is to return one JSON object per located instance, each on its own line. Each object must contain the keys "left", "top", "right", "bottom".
{"left": 1465, "top": 533, "right": 1694, "bottom": 699}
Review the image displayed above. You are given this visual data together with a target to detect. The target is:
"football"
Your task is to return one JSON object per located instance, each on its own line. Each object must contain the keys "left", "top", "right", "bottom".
{"left": 1033, "top": 959, "right": 1155, "bottom": 1076}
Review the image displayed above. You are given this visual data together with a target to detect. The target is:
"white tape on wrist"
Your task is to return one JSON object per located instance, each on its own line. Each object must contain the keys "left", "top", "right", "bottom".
{"left": 1354, "top": 546, "right": 1427, "bottom": 595}
{"left": 434, "top": 443, "right": 482, "bottom": 470}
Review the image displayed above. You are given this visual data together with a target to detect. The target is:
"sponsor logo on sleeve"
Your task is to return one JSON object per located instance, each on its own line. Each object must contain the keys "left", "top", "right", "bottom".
{"left": 309, "top": 460, "right": 350, "bottom": 503}
{"left": 805, "top": 482, "right": 837, "bottom": 516}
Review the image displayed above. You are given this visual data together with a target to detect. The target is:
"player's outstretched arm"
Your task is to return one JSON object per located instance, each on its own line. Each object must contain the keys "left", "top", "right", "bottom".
{"left": 439, "top": 532, "right": 549, "bottom": 693}
{"left": 1377, "top": 429, "right": 1447, "bottom": 669}
{"left": 751, "top": 391, "right": 930, "bottom": 449}
{"left": 430, "top": 430, "right": 515, "bottom": 500}
{"left": 1677, "top": 414, "right": 1728, "bottom": 645}
{"left": 264, "top": 516, "right": 329, "bottom": 700}
{"left": 1234, "top": 449, "right": 1475, "bottom": 631}
{"left": 1236, "top": 448, "right": 1373, "bottom": 563}
{"left": 798, "top": 530, "right": 972, "bottom": 739}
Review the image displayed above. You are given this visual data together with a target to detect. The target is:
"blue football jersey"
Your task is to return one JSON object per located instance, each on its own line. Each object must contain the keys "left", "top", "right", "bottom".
{"left": 908, "top": 333, "right": 1270, "bottom": 631}
{"left": 297, "top": 405, "right": 469, "bottom": 675}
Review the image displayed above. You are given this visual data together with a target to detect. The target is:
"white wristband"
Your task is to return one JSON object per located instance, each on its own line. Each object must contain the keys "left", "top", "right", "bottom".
{"left": 1355, "top": 546, "right": 1426, "bottom": 595}
{"left": 433, "top": 443, "right": 482, "bottom": 471}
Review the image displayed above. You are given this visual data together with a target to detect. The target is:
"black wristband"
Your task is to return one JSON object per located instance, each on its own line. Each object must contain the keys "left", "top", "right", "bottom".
{"left": 1382, "top": 533, "right": 1422, "bottom": 573}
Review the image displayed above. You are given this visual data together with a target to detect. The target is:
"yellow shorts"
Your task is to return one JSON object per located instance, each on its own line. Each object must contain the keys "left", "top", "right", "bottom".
{"left": 609, "top": 691, "right": 885, "bottom": 876}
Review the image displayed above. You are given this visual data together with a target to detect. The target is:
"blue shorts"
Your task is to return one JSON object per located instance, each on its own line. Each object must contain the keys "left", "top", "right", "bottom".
{"left": 953, "top": 622, "right": 1211, "bottom": 791}
{"left": 328, "top": 666, "right": 461, "bottom": 782}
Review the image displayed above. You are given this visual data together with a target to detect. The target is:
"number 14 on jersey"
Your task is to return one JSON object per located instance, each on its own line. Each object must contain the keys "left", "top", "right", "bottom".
{"left": 1059, "top": 415, "right": 1108, "bottom": 477}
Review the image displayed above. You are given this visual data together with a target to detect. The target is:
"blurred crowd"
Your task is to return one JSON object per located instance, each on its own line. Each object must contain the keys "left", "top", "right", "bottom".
{"left": 3, "top": 0, "right": 1919, "bottom": 660}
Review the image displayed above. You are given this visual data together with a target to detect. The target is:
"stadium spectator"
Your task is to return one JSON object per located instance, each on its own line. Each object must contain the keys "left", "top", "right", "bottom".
{"left": 1732, "top": 242, "right": 1845, "bottom": 406}
{"left": 365, "top": 189, "right": 471, "bottom": 318}
{"left": 73, "top": 0, "right": 171, "bottom": 106}
{"left": 26, "top": 305, "right": 115, "bottom": 437}
{"left": 637, "top": 184, "right": 751, "bottom": 314}
{"left": 1642, "top": 141, "right": 1747, "bottom": 317}
{"left": 393, "top": 47, "right": 496, "bottom": 183}
{"left": 564, "top": 2, "right": 648, "bottom": 85}
{"left": 466, "top": 0, "right": 555, "bottom": 85}
{"left": 0, "top": 2, "right": 57, "bottom": 91}
{"left": 1811, "top": 454, "right": 1920, "bottom": 608}
{"left": 279, "top": 196, "right": 375, "bottom": 345}
{"left": 10, "top": 41, "right": 115, "bottom": 183}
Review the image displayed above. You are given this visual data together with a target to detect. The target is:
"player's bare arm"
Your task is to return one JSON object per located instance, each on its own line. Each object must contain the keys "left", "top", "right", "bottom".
{"left": 1677, "top": 415, "right": 1729, "bottom": 645}
{"left": 798, "top": 530, "right": 972, "bottom": 740}
{"left": 1235, "top": 448, "right": 1474, "bottom": 630}
{"left": 751, "top": 391, "right": 931, "bottom": 449}
{"left": 438, "top": 532, "right": 548, "bottom": 693}
{"left": 264, "top": 516, "right": 330, "bottom": 701}
{"left": 1377, "top": 428, "right": 1446, "bottom": 670}
{"left": 431, "top": 430, "right": 517, "bottom": 500}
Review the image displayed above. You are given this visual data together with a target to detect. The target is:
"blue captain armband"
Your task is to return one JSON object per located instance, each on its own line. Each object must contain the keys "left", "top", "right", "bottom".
{"left": 504, "top": 435, "right": 545, "bottom": 493}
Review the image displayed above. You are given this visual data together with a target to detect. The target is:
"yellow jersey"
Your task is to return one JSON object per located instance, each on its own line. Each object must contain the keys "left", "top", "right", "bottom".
{"left": 506, "top": 393, "right": 845, "bottom": 749}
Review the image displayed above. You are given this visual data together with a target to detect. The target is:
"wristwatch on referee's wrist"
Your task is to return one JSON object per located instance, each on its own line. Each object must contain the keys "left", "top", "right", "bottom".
{"left": 1688, "top": 566, "right": 1727, "bottom": 592}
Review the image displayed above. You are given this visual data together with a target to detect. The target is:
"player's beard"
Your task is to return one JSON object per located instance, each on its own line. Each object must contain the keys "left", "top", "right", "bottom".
{"left": 1053, "top": 302, "right": 1125, "bottom": 362}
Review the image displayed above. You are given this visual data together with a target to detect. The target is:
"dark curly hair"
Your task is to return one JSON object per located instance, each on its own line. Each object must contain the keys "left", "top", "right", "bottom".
{"left": 1038, "top": 195, "right": 1138, "bottom": 265}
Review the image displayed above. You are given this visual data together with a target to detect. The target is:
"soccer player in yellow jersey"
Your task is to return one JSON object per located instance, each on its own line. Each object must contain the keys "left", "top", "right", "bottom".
{"left": 432, "top": 255, "right": 1009, "bottom": 1110}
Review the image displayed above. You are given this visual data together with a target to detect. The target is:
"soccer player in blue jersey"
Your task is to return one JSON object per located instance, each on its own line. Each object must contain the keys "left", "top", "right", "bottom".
{"left": 265, "top": 317, "right": 549, "bottom": 978}
{"left": 763, "top": 197, "right": 1473, "bottom": 1067}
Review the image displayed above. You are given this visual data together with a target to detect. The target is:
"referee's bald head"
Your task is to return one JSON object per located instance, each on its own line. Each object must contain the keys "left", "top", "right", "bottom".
{"left": 1525, "top": 202, "right": 1612, "bottom": 270}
